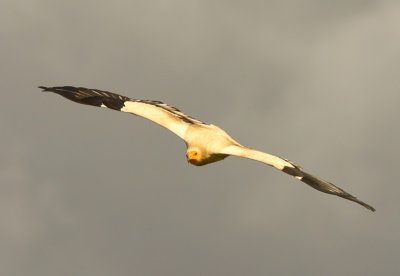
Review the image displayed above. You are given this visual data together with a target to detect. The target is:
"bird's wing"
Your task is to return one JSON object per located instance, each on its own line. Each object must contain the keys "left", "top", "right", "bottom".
{"left": 39, "top": 86, "right": 207, "bottom": 140}
{"left": 220, "top": 144, "right": 375, "bottom": 211}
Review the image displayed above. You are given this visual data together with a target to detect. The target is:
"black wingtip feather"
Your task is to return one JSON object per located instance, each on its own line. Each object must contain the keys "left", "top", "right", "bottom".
{"left": 300, "top": 173, "right": 376, "bottom": 212}
{"left": 282, "top": 165, "right": 375, "bottom": 212}
{"left": 39, "top": 86, "right": 206, "bottom": 124}
{"left": 38, "top": 86, "right": 130, "bottom": 110}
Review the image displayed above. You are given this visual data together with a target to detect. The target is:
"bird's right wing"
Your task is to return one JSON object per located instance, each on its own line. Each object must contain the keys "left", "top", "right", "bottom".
{"left": 39, "top": 86, "right": 208, "bottom": 140}
{"left": 220, "top": 144, "right": 375, "bottom": 211}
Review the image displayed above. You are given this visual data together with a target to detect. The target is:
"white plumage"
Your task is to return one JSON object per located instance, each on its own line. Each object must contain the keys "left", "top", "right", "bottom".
{"left": 39, "top": 86, "right": 375, "bottom": 212}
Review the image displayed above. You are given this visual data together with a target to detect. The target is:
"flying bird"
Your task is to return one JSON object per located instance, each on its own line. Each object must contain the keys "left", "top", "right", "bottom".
{"left": 39, "top": 86, "right": 375, "bottom": 212}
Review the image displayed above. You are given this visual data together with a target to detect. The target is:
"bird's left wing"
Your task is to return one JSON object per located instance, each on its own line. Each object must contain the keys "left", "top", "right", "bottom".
{"left": 220, "top": 144, "right": 375, "bottom": 211}
{"left": 39, "top": 86, "right": 207, "bottom": 140}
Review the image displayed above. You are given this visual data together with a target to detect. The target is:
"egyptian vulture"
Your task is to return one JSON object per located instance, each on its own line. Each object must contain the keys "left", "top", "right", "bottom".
{"left": 39, "top": 86, "right": 375, "bottom": 212}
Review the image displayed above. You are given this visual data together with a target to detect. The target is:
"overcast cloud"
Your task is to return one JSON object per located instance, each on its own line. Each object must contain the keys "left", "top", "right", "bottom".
{"left": 1, "top": 1, "right": 399, "bottom": 275}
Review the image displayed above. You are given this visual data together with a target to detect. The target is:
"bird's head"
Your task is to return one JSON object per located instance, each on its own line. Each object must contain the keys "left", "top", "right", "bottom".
{"left": 186, "top": 147, "right": 204, "bottom": 166}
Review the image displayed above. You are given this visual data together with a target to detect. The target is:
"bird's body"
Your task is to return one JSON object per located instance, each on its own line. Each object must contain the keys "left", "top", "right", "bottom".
{"left": 184, "top": 124, "right": 236, "bottom": 165}
{"left": 39, "top": 86, "right": 375, "bottom": 211}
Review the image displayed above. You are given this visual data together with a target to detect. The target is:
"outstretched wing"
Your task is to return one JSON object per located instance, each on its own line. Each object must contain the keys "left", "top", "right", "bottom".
{"left": 39, "top": 86, "right": 207, "bottom": 139}
{"left": 220, "top": 145, "right": 375, "bottom": 211}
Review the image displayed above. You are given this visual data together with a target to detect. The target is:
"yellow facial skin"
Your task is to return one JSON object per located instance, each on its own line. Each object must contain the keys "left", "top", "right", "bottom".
{"left": 186, "top": 150, "right": 200, "bottom": 162}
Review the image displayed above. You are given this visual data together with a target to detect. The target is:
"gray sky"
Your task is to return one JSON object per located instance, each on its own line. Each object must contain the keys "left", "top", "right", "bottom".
{"left": 1, "top": 0, "right": 400, "bottom": 275}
